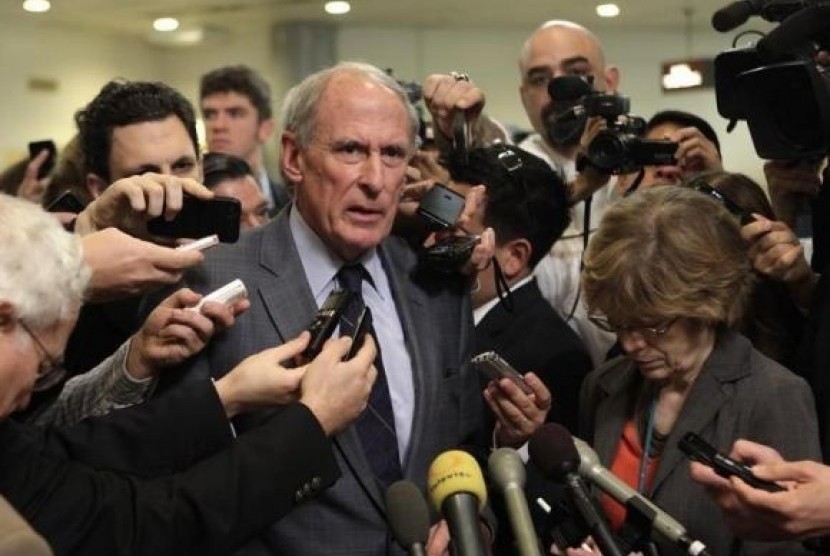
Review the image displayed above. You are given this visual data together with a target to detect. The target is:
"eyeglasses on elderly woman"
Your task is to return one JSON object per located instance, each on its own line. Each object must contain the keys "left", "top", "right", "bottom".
{"left": 18, "top": 319, "right": 67, "bottom": 392}
{"left": 588, "top": 313, "right": 678, "bottom": 340}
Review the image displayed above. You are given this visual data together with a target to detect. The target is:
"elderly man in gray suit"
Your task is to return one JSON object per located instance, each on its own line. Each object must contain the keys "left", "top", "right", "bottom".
{"left": 169, "top": 62, "right": 490, "bottom": 555}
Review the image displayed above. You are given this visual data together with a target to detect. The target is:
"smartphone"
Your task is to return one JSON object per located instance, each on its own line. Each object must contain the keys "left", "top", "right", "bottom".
{"left": 46, "top": 190, "right": 86, "bottom": 214}
{"left": 417, "top": 183, "right": 466, "bottom": 231}
{"left": 678, "top": 432, "right": 784, "bottom": 492}
{"left": 300, "top": 289, "right": 352, "bottom": 363}
{"left": 345, "top": 306, "right": 373, "bottom": 360}
{"left": 28, "top": 140, "right": 57, "bottom": 180}
{"left": 420, "top": 234, "right": 480, "bottom": 273}
{"left": 471, "top": 351, "right": 533, "bottom": 394}
{"left": 147, "top": 194, "right": 241, "bottom": 243}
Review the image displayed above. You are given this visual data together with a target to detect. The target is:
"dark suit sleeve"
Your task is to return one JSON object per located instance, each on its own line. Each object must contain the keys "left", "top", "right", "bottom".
{"left": 1, "top": 403, "right": 339, "bottom": 556}
{"left": 36, "top": 380, "right": 233, "bottom": 478}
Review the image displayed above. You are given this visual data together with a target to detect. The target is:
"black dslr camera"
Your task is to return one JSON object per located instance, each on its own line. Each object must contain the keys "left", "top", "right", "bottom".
{"left": 712, "top": 0, "right": 830, "bottom": 158}
{"left": 546, "top": 76, "right": 677, "bottom": 174}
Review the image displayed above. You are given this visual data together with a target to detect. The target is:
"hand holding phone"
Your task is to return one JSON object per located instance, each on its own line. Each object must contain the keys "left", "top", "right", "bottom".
{"left": 147, "top": 194, "right": 241, "bottom": 243}
{"left": 471, "top": 351, "right": 532, "bottom": 394}
{"left": 298, "top": 289, "right": 352, "bottom": 365}
{"left": 420, "top": 234, "right": 481, "bottom": 273}
{"left": 28, "top": 140, "right": 57, "bottom": 180}
{"left": 679, "top": 432, "right": 784, "bottom": 492}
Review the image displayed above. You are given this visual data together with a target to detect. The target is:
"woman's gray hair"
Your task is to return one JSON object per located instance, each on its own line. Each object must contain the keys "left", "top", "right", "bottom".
{"left": 0, "top": 194, "right": 89, "bottom": 328}
{"left": 280, "top": 61, "right": 420, "bottom": 149}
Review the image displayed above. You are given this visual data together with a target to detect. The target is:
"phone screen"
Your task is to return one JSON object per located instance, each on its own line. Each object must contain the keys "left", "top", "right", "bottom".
{"left": 417, "top": 184, "right": 465, "bottom": 230}
{"left": 28, "top": 140, "right": 57, "bottom": 180}
{"left": 146, "top": 194, "right": 242, "bottom": 243}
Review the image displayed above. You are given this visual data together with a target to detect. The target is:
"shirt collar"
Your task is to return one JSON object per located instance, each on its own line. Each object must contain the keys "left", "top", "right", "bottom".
{"left": 473, "top": 274, "right": 534, "bottom": 325}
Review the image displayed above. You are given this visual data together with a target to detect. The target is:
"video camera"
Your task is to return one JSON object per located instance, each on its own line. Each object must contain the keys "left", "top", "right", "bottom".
{"left": 712, "top": 0, "right": 830, "bottom": 158}
{"left": 546, "top": 76, "right": 677, "bottom": 174}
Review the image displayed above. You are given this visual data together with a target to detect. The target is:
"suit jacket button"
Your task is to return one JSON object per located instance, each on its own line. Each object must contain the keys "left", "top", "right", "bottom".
{"left": 311, "top": 476, "right": 321, "bottom": 491}
{"left": 294, "top": 489, "right": 304, "bottom": 503}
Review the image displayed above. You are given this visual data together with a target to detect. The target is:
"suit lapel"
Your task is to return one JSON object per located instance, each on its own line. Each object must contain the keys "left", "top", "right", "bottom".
{"left": 593, "top": 362, "right": 638, "bottom": 465}
{"left": 650, "top": 331, "right": 750, "bottom": 495}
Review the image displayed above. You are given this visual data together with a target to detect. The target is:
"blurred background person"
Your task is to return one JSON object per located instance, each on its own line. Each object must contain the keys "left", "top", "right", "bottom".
{"left": 577, "top": 186, "right": 820, "bottom": 556}
{"left": 202, "top": 152, "right": 269, "bottom": 231}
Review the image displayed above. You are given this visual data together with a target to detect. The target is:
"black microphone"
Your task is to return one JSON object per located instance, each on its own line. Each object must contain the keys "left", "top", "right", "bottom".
{"left": 712, "top": 0, "right": 760, "bottom": 32}
{"left": 572, "top": 437, "right": 711, "bottom": 556}
{"left": 427, "top": 450, "right": 488, "bottom": 556}
{"left": 488, "top": 448, "right": 542, "bottom": 556}
{"left": 386, "top": 480, "right": 430, "bottom": 556}
{"left": 529, "top": 424, "right": 623, "bottom": 556}
{"left": 547, "top": 75, "right": 593, "bottom": 101}
{"left": 757, "top": 4, "right": 830, "bottom": 59}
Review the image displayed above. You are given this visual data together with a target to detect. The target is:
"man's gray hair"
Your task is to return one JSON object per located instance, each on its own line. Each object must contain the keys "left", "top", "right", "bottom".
{"left": 0, "top": 194, "right": 89, "bottom": 328}
{"left": 280, "top": 61, "right": 420, "bottom": 149}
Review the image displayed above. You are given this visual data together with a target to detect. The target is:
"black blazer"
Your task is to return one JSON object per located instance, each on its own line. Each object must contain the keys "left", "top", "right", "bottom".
{"left": 0, "top": 381, "right": 339, "bottom": 556}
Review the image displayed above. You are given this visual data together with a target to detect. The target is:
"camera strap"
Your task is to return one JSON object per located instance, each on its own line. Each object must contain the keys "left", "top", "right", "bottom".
{"left": 622, "top": 169, "right": 646, "bottom": 197}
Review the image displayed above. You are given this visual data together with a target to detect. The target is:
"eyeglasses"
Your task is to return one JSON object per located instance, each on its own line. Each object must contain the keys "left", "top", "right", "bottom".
{"left": 18, "top": 320, "right": 66, "bottom": 392}
{"left": 588, "top": 314, "right": 677, "bottom": 340}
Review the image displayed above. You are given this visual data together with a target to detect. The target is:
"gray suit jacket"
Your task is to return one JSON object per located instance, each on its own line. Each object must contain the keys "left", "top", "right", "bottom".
{"left": 171, "top": 208, "right": 484, "bottom": 555}
{"left": 579, "top": 329, "right": 820, "bottom": 556}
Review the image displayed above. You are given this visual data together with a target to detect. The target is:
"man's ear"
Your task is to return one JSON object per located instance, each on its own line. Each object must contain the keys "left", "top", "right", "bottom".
{"left": 501, "top": 238, "right": 532, "bottom": 279}
{"left": 257, "top": 118, "right": 275, "bottom": 144}
{"left": 280, "top": 131, "right": 304, "bottom": 185}
{"left": 604, "top": 65, "right": 620, "bottom": 93}
{"left": 85, "top": 174, "right": 108, "bottom": 199}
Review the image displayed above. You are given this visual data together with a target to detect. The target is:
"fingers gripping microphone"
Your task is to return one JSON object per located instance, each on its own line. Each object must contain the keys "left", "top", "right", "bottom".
{"left": 529, "top": 424, "right": 623, "bottom": 556}
{"left": 386, "top": 481, "right": 430, "bottom": 556}
{"left": 488, "top": 448, "right": 542, "bottom": 556}
{"left": 427, "top": 450, "right": 488, "bottom": 556}
{"left": 572, "top": 437, "right": 711, "bottom": 556}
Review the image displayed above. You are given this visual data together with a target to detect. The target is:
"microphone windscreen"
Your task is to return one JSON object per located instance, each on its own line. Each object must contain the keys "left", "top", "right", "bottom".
{"left": 711, "top": 1, "right": 753, "bottom": 32}
{"left": 427, "top": 450, "right": 487, "bottom": 512}
{"left": 529, "top": 423, "right": 580, "bottom": 481}
{"left": 547, "top": 76, "right": 593, "bottom": 100}
{"left": 386, "top": 480, "right": 430, "bottom": 549}
{"left": 488, "top": 447, "right": 526, "bottom": 491}
{"left": 756, "top": 5, "right": 830, "bottom": 59}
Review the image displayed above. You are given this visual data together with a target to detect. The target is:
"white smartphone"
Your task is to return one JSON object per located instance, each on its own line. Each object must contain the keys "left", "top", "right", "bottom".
{"left": 176, "top": 234, "right": 220, "bottom": 252}
{"left": 189, "top": 279, "right": 248, "bottom": 312}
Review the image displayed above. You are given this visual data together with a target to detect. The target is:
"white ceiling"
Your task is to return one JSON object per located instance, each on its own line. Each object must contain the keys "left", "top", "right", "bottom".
{"left": 2, "top": 0, "right": 746, "bottom": 38}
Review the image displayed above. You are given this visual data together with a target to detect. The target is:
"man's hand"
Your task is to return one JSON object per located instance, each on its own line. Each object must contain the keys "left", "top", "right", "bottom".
{"left": 423, "top": 74, "right": 486, "bottom": 138}
{"left": 485, "top": 372, "right": 552, "bottom": 448}
{"left": 741, "top": 215, "right": 817, "bottom": 308}
{"left": 82, "top": 228, "right": 205, "bottom": 302}
{"left": 214, "top": 332, "right": 314, "bottom": 418}
{"left": 299, "top": 334, "right": 378, "bottom": 435}
{"left": 689, "top": 439, "right": 830, "bottom": 541}
{"left": 764, "top": 159, "right": 823, "bottom": 228}
{"left": 74, "top": 173, "right": 213, "bottom": 238}
{"left": 17, "top": 149, "right": 51, "bottom": 203}
{"left": 127, "top": 288, "right": 249, "bottom": 380}
{"left": 668, "top": 126, "right": 722, "bottom": 176}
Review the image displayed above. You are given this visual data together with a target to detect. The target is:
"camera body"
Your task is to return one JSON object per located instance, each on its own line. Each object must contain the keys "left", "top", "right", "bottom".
{"left": 582, "top": 91, "right": 677, "bottom": 175}
{"left": 713, "top": 1, "right": 830, "bottom": 158}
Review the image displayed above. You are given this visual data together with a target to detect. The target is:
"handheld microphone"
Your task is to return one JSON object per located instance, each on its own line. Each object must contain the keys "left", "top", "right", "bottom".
{"left": 427, "top": 450, "right": 488, "bottom": 556}
{"left": 529, "top": 424, "right": 623, "bottom": 556}
{"left": 712, "top": 0, "right": 761, "bottom": 32}
{"left": 571, "top": 437, "right": 711, "bottom": 556}
{"left": 386, "top": 480, "right": 430, "bottom": 556}
{"left": 488, "top": 448, "right": 542, "bottom": 556}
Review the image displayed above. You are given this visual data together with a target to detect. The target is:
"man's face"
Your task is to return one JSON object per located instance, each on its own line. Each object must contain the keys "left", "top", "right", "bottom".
{"left": 107, "top": 115, "right": 201, "bottom": 181}
{"left": 283, "top": 74, "right": 412, "bottom": 262}
{"left": 211, "top": 175, "right": 269, "bottom": 230}
{"left": 519, "top": 25, "right": 617, "bottom": 137}
{"left": 202, "top": 92, "right": 272, "bottom": 165}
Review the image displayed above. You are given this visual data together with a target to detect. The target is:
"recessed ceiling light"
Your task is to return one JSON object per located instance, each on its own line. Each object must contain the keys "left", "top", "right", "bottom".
{"left": 324, "top": 1, "right": 351, "bottom": 15}
{"left": 22, "top": 0, "right": 51, "bottom": 13}
{"left": 596, "top": 3, "right": 620, "bottom": 18}
{"left": 153, "top": 17, "right": 180, "bottom": 32}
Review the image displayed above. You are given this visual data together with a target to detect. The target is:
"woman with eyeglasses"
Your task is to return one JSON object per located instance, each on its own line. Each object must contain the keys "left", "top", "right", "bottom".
{"left": 571, "top": 186, "right": 820, "bottom": 556}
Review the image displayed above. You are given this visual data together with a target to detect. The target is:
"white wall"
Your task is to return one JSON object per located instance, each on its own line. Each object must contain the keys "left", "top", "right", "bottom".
{"left": 337, "top": 24, "right": 764, "bottom": 182}
{"left": 0, "top": 17, "right": 156, "bottom": 165}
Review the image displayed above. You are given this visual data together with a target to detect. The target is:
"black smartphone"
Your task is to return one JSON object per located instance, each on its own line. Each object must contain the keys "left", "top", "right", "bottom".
{"left": 28, "top": 140, "right": 57, "bottom": 180}
{"left": 299, "top": 289, "right": 352, "bottom": 364}
{"left": 678, "top": 432, "right": 784, "bottom": 492}
{"left": 417, "top": 183, "right": 466, "bottom": 231}
{"left": 420, "top": 234, "right": 481, "bottom": 273}
{"left": 346, "top": 306, "right": 373, "bottom": 360}
{"left": 146, "top": 194, "right": 241, "bottom": 243}
{"left": 46, "top": 190, "right": 86, "bottom": 214}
